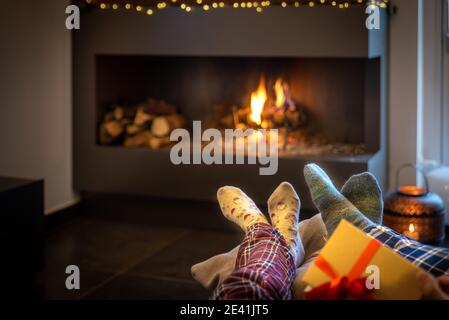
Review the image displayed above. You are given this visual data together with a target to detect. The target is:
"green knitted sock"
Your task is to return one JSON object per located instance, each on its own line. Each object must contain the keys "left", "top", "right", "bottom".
{"left": 303, "top": 163, "right": 374, "bottom": 236}
{"left": 341, "top": 172, "right": 383, "bottom": 225}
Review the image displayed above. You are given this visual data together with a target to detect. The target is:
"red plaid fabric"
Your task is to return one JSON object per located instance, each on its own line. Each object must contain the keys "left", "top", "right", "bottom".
{"left": 212, "top": 223, "right": 296, "bottom": 300}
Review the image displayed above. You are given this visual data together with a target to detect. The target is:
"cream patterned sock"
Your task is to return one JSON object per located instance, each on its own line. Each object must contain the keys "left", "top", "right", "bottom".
{"left": 268, "top": 182, "right": 304, "bottom": 266}
{"left": 217, "top": 186, "right": 269, "bottom": 232}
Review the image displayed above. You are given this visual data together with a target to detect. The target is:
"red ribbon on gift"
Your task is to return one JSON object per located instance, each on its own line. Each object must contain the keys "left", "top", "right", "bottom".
{"left": 305, "top": 238, "right": 382, "bottom": 300}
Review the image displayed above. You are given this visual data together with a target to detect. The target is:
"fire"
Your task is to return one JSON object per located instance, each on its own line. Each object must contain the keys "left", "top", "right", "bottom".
{"left": 408, "top": 224, "right": 415, "bottom": 233}
{"left": 249, "top": 76, "right": 267, "bottom": 126}
{"left": 274, "top": 78, "right": 286, "bottom": 109}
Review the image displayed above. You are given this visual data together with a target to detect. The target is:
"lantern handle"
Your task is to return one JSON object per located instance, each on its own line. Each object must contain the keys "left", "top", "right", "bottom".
{"left": 395, "top": 163, "right": 429, "bottom": 194}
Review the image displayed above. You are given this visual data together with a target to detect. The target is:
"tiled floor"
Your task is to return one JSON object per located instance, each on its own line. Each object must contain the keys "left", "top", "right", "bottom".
{"left": 32, "top": 193, "right": 448, "bottom": 300}
{"left": 32, "top": 194, "right": 245, "bottom": 300}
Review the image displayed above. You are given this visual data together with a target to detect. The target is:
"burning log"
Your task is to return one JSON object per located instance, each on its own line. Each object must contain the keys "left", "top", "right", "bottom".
{"left": 232, "top": 106, "right": 240, "bottom": 127}
{"left": 272, "top": 110, "right": 285, "bottom": 126}
{"left": 220, "top": 114, "right": 234, "bottom": 128}
{"left": 236, "top": 107, "right": 249, "bottom": 123}
{"left": 286, "top": 109, "right": 307, "bottom": 129}
{"left": 261, "top": 104, "right": 275, "bottom": 120}
{"left": 285, "top": 110, "right": 301, "bottom": 128}
{"left": 235, "top": 123, "right": 248, "bottom": 131}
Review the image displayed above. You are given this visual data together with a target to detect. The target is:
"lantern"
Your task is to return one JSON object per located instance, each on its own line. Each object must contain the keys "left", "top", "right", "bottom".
{"left": 383, "top": 164, "right": 446, "bottom": 245}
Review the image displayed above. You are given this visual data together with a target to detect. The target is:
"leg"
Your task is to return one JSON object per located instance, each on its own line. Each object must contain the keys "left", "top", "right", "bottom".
{"left": 304, "top": 163, "right": 374, "bottom": 236}
{"left": 365, "top": 224, "right": 449, "bottom": 278}
{"left": 212, "top": 223, "right": 296, "bottom": 300}
{"left": 217, "top": 186, "right": 269, "bottom": 232}
{"left": 341, "top": 172, "right": 383, "bottom": 225}
{"left": 268, "top": 182, "right": 304, "bottom": 267}
{"left": 192, "top": 175, "right": 384, "bottom": 292}
{"left": 304, "top": 163, "right": 449, "bottom": 278}
{"left": 213, "top": 186, "right": 297, "bottom": 300}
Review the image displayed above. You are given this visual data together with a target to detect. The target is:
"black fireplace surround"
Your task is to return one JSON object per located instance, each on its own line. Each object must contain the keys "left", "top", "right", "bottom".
{"left": 73, "top": 7, "right": 388, "bottom": 210}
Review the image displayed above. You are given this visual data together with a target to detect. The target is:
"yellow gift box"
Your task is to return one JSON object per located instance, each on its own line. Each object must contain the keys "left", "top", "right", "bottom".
{"left": 302, "top": 220, "right": 422, "bottom": 300}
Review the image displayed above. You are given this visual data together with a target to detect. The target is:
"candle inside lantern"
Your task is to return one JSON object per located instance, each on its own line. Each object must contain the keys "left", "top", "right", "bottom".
{"left": 383, "top": 164, "right": 446, "bottom": 244}
{"left": 404, "top": 223, "right": 419, "bottom": 241}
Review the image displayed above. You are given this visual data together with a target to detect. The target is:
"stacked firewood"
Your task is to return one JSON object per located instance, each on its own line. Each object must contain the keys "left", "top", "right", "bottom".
{"left": 99, "top": 98, "right": 186, "bottom": 149}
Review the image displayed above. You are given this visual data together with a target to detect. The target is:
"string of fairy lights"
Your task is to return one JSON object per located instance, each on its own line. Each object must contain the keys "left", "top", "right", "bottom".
{"left": 80, "top": 0, "right": 389, "bottom": 15}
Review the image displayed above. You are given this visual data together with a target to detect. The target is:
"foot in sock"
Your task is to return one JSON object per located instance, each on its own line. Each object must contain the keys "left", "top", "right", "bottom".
{"left": 341, "top": 172, "right": 383, "bottom": 225}
{"left": 217, "top": 186, "right": 269, "bottom": 232}
{"left": 304, "top": 163, "right": 374, "bottom": 236}
{"left": 268, "top": 182, "right": 305, "bottom": 266}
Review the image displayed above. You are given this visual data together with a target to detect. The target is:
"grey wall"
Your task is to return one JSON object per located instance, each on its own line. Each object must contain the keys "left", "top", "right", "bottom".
{"left": 0, "top": 0, "right": 78, "bottom": 214}
{"left": 389, "top": 0, "right": 421, "bottom": 188}
{"left": 389, "top": 0, "right": 447, "bottom": 189}
{"left": 422, "top": 0, "right": 443, "bottom": 165}
{"left": 444, "top": 0, "right": 449, "bottom": 165}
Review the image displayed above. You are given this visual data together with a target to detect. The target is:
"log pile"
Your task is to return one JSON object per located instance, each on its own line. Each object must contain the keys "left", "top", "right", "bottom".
{"left": 99, "top": 98, "right": 186, "bottom": 149}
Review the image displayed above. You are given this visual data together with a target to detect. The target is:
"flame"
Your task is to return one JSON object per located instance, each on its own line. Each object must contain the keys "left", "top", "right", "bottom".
{"left": 274, "top": 78, "right": 286, "bottom": 109}
{"left": 249, "top": 76, "right": 267, "bottom": 126}
{"left": 408, "top": 224, "right": 415, "bottom": 233}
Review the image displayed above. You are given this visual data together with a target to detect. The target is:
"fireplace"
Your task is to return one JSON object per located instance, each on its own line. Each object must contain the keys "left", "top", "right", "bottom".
{"left": 96, "top": 55, "right": 375, "bottom": 157}
{"left": 74, "top": 6, "right": 388, "bottom": 210}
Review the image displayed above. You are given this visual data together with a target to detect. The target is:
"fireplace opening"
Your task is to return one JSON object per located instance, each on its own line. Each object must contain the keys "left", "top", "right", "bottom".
{"left": 96, "top": 55, "right": 380, "bottom": 158}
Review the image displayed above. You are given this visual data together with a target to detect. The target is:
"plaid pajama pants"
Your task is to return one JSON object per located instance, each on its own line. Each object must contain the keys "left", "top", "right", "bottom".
{"left": 364, "top": 224, "right": 449, "bottom": 278}
{"left": 213, "top": 222, "right": 449, "bottom": 300}
{"left": 212, "top": 223, "right": 296, "bottom": 300}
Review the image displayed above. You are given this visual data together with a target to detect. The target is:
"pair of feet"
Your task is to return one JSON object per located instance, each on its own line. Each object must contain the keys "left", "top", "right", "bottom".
{"left": 217, "top": 163, "right": 384, "bottom": 266}
{"left": 218, "top": 181, "right": 303, "bottom": 265}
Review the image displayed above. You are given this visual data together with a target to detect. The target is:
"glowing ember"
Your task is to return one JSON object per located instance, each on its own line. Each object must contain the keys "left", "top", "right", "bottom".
{"left": 408, "top": 223, "right": 415, "bottom": 233}
{"left": 274, "top": 78, "right": 286, "bottom": 109}
{"left": 249, "top": 75, "right": 267, "bottom": 126}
